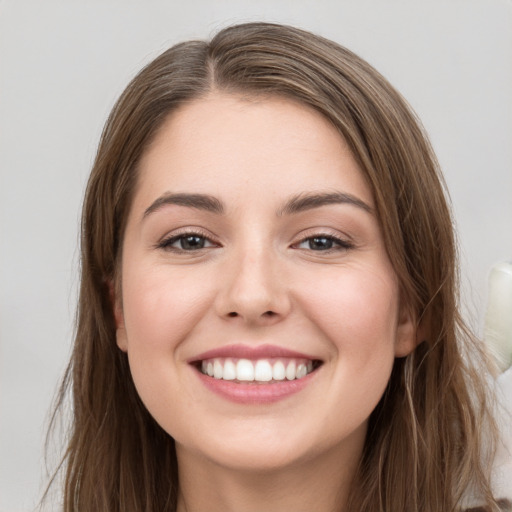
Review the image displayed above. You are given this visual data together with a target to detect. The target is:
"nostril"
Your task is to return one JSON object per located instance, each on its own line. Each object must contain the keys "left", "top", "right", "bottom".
{"left": 225, "top": 310, "right": 278, "bottom": 319}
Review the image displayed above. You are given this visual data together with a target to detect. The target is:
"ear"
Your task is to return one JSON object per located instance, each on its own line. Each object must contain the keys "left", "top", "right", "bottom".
{"left": 394, "top": 302, "right": 418, "bottom": 358}
{"left": 107, "top": 279, "right": 128, "bottom": 352}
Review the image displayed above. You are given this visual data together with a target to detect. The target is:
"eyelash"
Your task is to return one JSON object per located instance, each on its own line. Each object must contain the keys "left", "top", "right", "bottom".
{"left": 157, "top": 230, "right": 354, "bottom": 254}
{"left": 156, "top": 230, "right": 218, "bottom": 253}
{"left": 293, "top": 233, "right": 354, "bottom": 252}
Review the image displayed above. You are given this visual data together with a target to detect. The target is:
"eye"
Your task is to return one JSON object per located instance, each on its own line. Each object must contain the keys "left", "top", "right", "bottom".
{"left": 294, "top": 235, "right": 353, "bottom": 252}
{"left": 158, "top": 232, "right": 217, "bottom": 252}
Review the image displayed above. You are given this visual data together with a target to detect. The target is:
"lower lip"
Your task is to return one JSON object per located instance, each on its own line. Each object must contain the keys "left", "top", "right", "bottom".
{"left": 194, "top": 368, "right": 318, "bottom": 404}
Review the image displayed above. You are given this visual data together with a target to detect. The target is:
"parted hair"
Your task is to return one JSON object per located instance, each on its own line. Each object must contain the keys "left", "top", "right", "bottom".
{"left": 46, "top": 22, "right": 501, "bottom": 511}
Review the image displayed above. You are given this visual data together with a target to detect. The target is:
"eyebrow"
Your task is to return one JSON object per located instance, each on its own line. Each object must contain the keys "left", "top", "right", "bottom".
{"left": 143, "top": 192, "right": 224, "bottom": 218}
{"left": 143, "top": 190, "right": 372, "bottom": 220}
{"left": 278, "top": 191, "right": 373, "bottom": 216}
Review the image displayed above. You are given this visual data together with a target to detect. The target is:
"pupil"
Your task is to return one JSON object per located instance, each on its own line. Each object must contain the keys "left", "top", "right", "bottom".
{"left": 181, "top": 235, "right": 204, "bottom": 250}
{"left": 309, "top": 237, "right": 333, "bottom": 250}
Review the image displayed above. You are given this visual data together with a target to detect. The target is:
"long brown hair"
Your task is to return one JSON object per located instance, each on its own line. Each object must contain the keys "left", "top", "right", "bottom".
{"left": 46, "top": 22, "right": 501, "bottom": 511}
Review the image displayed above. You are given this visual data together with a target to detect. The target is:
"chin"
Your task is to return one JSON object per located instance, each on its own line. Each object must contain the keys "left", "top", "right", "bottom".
{"left": 189, "top": 441, "right": 314, "bottom": 474}
{"left": 174, "top": 418, "right": 366, "bottom": 476}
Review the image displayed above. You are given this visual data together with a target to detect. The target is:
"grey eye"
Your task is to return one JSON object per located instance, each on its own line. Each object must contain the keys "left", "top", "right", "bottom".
{"left": 159, "top": 233, "right": 215, "bottom": 252}
{"left": 295, "top": 235, "right": 353, "bottom": 252}
{"left": 306, "top": 237, "right": 334, "bottom": 250}
{"left": 178, "top": 235, "right": 207, "bottom": 250}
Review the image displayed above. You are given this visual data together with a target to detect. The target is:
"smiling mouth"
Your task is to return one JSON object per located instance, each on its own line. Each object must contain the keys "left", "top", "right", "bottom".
{"left": 197, "top": 357, "right": 323, "bottom": 383}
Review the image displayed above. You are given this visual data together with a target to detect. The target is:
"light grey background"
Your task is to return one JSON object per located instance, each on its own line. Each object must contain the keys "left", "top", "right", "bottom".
{"left": 1, "top": 1, "right": 511, "bottom": 510}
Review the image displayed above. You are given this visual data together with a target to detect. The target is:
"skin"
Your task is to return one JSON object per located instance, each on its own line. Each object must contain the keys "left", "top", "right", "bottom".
{"left": 114, "top": 92, "right": 416, "bottom": 512}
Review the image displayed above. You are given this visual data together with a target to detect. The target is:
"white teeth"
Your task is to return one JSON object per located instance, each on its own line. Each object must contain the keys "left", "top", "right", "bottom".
{"left": 254, "top": 360, "right": 273, "bottom": 381}
{"left": 223, "top": 359, "right": 236, "bottom": 380}
{"left": 285, "top": 361, "right": 296, "bottom": 380}
{"left": 201, "top": 357, "right": 317, "bottom": 382}
{"left": 236, "top": 359, "right": 255, "bottom": 381}
{"left": 213, "top": 360, "right": 223, "bottom": 379}
{"left": 272, "top": 361, "right": 286, "bottom": 381}
{"left": 296, "top": 363, "right": 307, "bottom": 379}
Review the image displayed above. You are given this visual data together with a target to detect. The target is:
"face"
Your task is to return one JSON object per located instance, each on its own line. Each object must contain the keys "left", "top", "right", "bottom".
{"left": 115, "top": 93, "right": 415, "bottom": 473}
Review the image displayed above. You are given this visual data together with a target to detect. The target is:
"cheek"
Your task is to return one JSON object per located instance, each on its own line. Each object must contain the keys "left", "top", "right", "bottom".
{"left": 122, "top": 264, "right": 214, "bottom": 352}
{"left": 295, "top": 263, "right": 400, "bottom": 397}
{"left": 123, "top": 268, "right": 209, "bottom": 334}
{"left": 276, "top": 264, "right": 400, "bottom": 449}
{"left": 302, "top": 266, "right": 398, "bottom": 345}
{"left": 120, "top": 265, "right": 215, "bottom": 433}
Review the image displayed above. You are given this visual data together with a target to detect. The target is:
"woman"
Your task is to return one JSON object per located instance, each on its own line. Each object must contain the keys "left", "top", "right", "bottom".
{"left": 47, "top": 22, "right": 508, "bottom": 511}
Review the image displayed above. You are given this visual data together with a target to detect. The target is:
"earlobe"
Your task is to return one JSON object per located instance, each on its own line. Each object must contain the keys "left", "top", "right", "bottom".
{"left": 107, "top": 279, "right": 128, "bottom": 352}
{"left": 394, "top": 304, "right": 418, "bottom": 358}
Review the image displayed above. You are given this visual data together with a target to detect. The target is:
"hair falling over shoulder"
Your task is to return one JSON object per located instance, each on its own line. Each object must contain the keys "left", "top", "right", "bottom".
{"left": 43, "top": 22, "right": 504, "bottom": 512}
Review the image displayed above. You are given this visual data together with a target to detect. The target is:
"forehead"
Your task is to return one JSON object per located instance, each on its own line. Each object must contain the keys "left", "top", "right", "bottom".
{"left": 133, "top": 92, "right": 373, "bottom": 211}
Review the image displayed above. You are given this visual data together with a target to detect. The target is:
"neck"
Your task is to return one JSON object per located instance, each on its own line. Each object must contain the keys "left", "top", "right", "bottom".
{"left": 175, "top": 440, "right": 362, "bottom": 512}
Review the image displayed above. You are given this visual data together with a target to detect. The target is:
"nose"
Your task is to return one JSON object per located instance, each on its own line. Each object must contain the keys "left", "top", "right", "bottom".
{"left": 214, "top": 247, "right": 291, "bottom": 326}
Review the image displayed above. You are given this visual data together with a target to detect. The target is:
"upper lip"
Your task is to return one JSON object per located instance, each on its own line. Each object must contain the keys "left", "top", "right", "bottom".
{"left": 188, "top": 344, "right": 320, "bottom": 363}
